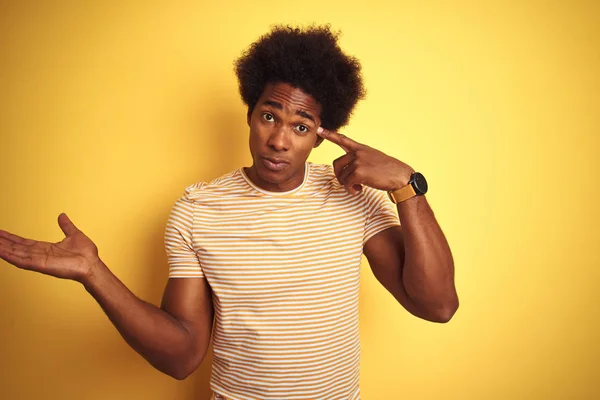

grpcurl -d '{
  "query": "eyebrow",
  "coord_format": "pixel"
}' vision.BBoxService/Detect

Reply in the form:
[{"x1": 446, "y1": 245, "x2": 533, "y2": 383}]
[{"x1": 262, "y1": 100, "x2": 316, "y2": 123}]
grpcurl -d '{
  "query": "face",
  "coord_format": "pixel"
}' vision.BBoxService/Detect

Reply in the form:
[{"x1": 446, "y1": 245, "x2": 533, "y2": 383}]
[{"x1": 245, "y1": 82, "x2": 324, "y2": 192}]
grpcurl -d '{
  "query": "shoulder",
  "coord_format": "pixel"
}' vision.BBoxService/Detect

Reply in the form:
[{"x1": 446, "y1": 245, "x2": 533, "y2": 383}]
[
  {"x1": 307, "y1": 162, "x2": 335, "y2": 178},
  {"x1": 306, "y1": 162, "x2": 340, "y2": 190},
  {"x1": 178, "y1": 169, "x2": 245, "y2": 203},
  {"x1": 307, "y1": 162, "x2": 388, "y2": 202}
]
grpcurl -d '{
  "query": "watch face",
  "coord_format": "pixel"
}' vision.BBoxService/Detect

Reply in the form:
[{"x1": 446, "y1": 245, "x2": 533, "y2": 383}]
[{"x1": 413, "y1": 173, "x2": 428, "y2": 194}]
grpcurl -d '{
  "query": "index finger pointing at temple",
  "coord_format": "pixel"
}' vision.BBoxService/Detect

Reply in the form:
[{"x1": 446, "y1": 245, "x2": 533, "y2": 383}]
[{"x1": 317, "y1": 127, "x2": 362, "y2": 153}]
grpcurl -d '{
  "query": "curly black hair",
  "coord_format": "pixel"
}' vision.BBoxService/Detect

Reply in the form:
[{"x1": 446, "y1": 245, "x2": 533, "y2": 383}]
[{"x1": 234, "y1": 24, "x2": 366, "y2": 131}]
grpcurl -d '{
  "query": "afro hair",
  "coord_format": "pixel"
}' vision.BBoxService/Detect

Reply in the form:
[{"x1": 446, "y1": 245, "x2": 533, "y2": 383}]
[{"x1": 234, "y1": 24, "x2": 366, "y2": 131}]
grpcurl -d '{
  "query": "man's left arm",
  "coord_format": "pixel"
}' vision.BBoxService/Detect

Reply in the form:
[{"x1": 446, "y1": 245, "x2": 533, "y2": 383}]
[
  {"x1": 317, "y1": 127, "x2": 459, "y2": 323},
  {"x1": 364, "y1": 196, "x2": 458, "y2": 323}
]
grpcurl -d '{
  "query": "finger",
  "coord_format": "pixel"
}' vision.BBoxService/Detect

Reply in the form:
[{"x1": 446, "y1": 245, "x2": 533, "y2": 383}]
[
  {"x1": 0, "y1": 238, "x2": 36, "y2": 258},
  {"x1": 317, "y1": 127, "x2": 363, "y2": 153},
  {"x1": 350, "y1": 184, "x2": 363, "y2": 194},
  {"x1": 58, "y1": 213, "x2": 79, "y2": 236},
  {"x1": 332, "y1": 152, "x2": 356, "y2": 178},
  {"x1": 0, "y1": 240, "x2": 41, "y2": 270},
  {"x1": 344, "y1": 168, "x2": 363, "y2": 194},
  {"x1": 346, "y1": 180, "x2": 364, "y2": 195},
  {"x1": 336, "y1": 164, "x2": 362, "y2": 195},
  {"x1": 345, "y1": 179, "x2": 363, "y2": 195},
  {"x1": 338, "y1": 163, "x2": 357, "y2": 187},
  {"x1": 0, "y1": 229, "x2": 36, "y2": 246},
  {"x1": 0, "y1": 247, "x2": 32, "y2": 269}
]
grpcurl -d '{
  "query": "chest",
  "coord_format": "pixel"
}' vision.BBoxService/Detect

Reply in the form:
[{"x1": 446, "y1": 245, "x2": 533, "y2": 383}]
[{"x1": 192, "y1": 194, "x2": 366, "y2": 295}]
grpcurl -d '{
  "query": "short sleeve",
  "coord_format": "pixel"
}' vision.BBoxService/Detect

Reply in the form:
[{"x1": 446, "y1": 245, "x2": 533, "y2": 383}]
[
  {"x1": 164, "y1": 191, "x2": 204, "y2": 278},
  {"x1": 363, "y1": 186, "x2": 401, "y2": 246}
]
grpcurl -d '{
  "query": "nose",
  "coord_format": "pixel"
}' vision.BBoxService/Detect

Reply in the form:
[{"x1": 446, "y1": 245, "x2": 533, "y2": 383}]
[{"x1": 267, "y1": 126, "x2": 291, "y2": 152}]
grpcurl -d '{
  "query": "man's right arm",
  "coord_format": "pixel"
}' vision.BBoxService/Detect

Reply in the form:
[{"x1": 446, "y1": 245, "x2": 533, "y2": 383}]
[
  {"x1": 84, "y1": 262, "x2": 214, "y2": 380},
  {"x1": 0, "y1": 212, "x2": 213, "y2": 379}
]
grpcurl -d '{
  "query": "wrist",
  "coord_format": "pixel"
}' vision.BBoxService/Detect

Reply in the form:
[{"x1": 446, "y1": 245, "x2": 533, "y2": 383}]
[
  {"x1": 396, "y1": 194, "x2": 431, "y2": 222},
  {"x1": 390, "y1": 169, "x2": 415, "y2": 191},
  {"x1": 81, "y1": 257, "x2": 108, "y2": 291}
]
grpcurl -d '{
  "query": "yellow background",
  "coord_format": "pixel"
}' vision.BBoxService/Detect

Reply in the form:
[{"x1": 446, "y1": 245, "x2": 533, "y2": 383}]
[{"x1": 1, "y1": 1, "x2": 598, "y2": 399}]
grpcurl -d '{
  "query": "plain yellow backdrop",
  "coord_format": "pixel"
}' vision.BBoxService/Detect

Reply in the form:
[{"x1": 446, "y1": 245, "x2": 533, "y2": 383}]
[{"x1": 0, "y1": 1, "x2": 598, "y2": 399}]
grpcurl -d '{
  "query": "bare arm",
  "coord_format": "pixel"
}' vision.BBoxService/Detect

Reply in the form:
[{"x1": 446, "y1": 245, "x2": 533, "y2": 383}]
[
  {"x1": 0, "y1": 213, "x2": 213, "y2": 379},
  {"x1": 316, "y1": 128, "x2": 458, "y2": 323},
  {"x1": 364, "y1": 195, "x2": 458, "y2": 323},
  {"x1": 84, "y1": 265, "x2": 214, "y2": 379}
]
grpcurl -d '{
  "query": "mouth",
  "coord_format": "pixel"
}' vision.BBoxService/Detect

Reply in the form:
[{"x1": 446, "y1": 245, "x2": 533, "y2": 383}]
[{"x1": 262, "y1": 157, "x2": 289, "y2": 172}]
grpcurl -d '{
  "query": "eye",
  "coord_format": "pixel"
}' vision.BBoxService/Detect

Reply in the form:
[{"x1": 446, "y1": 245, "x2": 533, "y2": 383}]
[
  {"x1": 262, "y1": 113, "x2": 275, "y2": 122},
  {"x1": 296, "y1": 125, "x2": 310, "y2": 134}
]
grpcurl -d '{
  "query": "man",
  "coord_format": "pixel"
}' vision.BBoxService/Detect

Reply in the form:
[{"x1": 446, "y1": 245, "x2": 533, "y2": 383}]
[{"x1": 0, "y1": 25, "x2": 458, "y2": 399}]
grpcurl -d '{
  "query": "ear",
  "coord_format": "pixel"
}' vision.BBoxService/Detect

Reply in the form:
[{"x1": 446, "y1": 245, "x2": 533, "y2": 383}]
[
  {"x1": 246, "y1": 107, "x2": 253, "y2": 126},
  {"x1": 313, "y1": 135, "x2": 325, "y2": 148}
]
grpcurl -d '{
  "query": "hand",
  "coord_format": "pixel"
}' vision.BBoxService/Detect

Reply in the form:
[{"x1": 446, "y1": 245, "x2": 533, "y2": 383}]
[
  {"x1": 317, "y1": 127, "x2": 415, "y2": 194},
  {"x1": 0, "y1": 213, "x2": 101, "y2": 283}
]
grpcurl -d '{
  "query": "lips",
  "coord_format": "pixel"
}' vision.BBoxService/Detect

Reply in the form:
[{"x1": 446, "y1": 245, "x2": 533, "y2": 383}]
[{"x1": 262, "y1": 157, "x2": 289, "y2": 172}]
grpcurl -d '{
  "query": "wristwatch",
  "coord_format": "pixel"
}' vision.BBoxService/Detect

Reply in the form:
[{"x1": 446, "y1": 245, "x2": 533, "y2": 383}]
[{"x1": 387, "y1": 172, "x2": 428, "y2": 204}]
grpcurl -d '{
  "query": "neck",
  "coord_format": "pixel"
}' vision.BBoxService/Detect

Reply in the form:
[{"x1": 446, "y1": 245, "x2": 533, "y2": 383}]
[{"x1": 244, "y1": 163, "x2": 306, "y2": 193}]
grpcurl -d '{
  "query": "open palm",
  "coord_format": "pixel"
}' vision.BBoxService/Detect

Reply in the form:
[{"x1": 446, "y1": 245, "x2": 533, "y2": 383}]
[{"x1": 0, "y1": 213, "x2": 100, "y2": 282}]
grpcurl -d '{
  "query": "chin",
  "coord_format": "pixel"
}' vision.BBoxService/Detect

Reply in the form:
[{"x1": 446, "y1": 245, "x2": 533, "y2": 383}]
[{"x1": 257, "y1": 164, "x2": 289, "y2": 184}]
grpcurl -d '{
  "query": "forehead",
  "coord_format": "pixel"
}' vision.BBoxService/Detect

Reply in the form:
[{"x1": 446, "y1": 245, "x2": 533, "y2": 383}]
[{"x1": 258, "y1": 82, "x2": 321, "y2": 116}]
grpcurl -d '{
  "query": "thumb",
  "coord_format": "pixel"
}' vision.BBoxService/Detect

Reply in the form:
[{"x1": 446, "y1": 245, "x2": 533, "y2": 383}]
[{"x1": 58, "y1": 213, "x2": 79, "y2": 236}]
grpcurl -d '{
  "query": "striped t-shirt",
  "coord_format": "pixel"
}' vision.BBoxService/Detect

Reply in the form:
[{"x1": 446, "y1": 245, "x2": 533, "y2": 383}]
[{"x1": 164, "y1": 162, "x2": 400, "y2": 399}]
